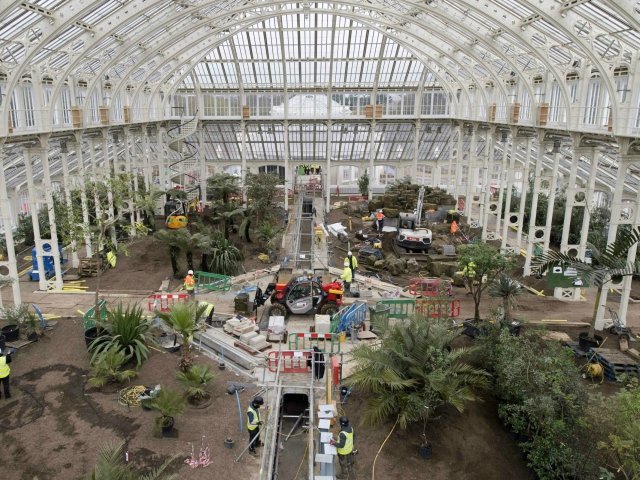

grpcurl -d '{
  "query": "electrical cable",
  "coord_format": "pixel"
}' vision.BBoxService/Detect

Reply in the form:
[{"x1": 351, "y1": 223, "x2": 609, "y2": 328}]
[
  {"x1": 371, "y1": 416, "x2": 399, "y2": 480},
  {"x1": 292, "y1": 432, "x2": 310, "y2": 480},
  {"x1": 118, "y1": 385, "x2": 147, "y2": 407}
]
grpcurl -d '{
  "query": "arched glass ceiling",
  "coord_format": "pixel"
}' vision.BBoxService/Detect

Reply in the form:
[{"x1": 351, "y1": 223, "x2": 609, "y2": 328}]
[
  {"x1": 1, "y1": 0, "x2": 638, "y2": 98},
  {"x1": 185, "y1": 15, "x2": 425, "y2": 90}
]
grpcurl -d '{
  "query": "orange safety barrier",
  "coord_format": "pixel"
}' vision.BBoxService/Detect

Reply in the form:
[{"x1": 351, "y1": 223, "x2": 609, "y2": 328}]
[
  {"x1": 415, "y1": 298, "x2": 461, "y2": 318},
  {"x1": 267, "y1": 350, "x2": 312, "y2": 373},
  {"x1": 147, "y1": 293, "x2": 190, "y2": 312},
  {"x1": 331, "y1": 355, "x2": 341, "y2": 386}
]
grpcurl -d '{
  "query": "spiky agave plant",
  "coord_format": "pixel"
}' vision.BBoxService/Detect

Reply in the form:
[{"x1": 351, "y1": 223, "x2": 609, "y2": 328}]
[{"x1": 207, "y1": 230, "x2": 243, "y2": 276}]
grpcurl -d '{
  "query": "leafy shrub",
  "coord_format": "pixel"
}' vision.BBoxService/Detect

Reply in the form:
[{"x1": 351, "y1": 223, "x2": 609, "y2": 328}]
[{"x1": 492, "y1": 329, "x2": 599, "y2": 479}]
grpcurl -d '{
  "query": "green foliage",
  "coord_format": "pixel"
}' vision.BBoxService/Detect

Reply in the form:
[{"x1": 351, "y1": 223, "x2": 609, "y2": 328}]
[
  {"x1": 156, "y1": 301, "x2": 207, "y2": 371},
  {"x1": 245, "y1": 172, "x2": 281, "y2": 221},
  {"x1": 588, "y1": 379, "x2": 640, "y2": 479},
  {"x1": 357, "y1": 171, "x2": 369, "y2": 197},
  {"x1": 204, "y1": 229, "x2": 244, "y2": 276},
  {"x1": 257, "y1": 221, "x2": 279, "y2": 251},
  {"x1": 176, "y1": 364, "x2": 215, "y2": 401},
  {"x1": 457, "y1": 242, "x2": 516, "y2": 321},
  {"x1": 488, "y1": 274, "x2": 522, "y2": 322},
  {"x1": 148, "y1": 387, "x2": 186, "y2": 426},
  {"x1": 491, "y1": 329, "x2": 597, "y2": 479},
  {"x1": 89, "y1": 303, "x2": 153, "y2": 367},
  {"x1": 87, "y1": 439, "x2": 177, "y2": 480},
  {"x1": 88, "y1": 346, "x2": 138, "y2": 388},
  {"x1": 154, "y1": 229, "x2": 186, "y2": 275},
  {"x1": 533, "y1": 226, "x2": 640, "y2": 337},
  {"x1": 347, "y1": 316, "x2": 489, "y2": 433},
  {"x1": 207, "y1": 173, "x2": 240, "y2": 205}
]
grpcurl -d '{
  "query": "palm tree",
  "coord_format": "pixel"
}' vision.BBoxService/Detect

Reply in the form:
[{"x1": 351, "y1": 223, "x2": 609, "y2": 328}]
[
  {"x1": 488, "y1": 274, "x2": 522, "y2": 323},
  {"x1": 532, "y1": 226, "x2": 640, "y2": 338},
  {"x1": 207, "y1": 173, "x2": 240, "y2": 205},
  {"x1": 153, "y1": 229, "x2": 183, "y2": 276},
  {"x1": 87, "y1": 439, "x2": 177, "y2": 479},
  {"x1": 177, "y1": 363, "x2": 215, "y2": 403},
  {"x1": 347, "y1": 316, "x2": 489, "y2": 439},
  {"x1": 156, "y1": 301, "x2": 207, "y2": 371}
]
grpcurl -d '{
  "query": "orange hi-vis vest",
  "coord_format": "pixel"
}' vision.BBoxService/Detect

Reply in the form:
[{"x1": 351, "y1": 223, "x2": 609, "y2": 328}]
[
  {"x1": 184, "y1": 274, "x2": 196, "y2": 291},
  {"x1": 377, "y1": 211, "x2": 384, "y2": 220}
]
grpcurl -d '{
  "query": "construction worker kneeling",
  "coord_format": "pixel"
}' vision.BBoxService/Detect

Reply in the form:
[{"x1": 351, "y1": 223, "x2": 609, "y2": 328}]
[{"x1": 199, "y1": 301, "x2": 215, "y2": 325}]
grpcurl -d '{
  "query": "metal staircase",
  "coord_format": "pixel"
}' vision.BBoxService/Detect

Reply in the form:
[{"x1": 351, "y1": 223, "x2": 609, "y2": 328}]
[{"x1": 166, "y1": 113, "x2": 201, "y2": 213}]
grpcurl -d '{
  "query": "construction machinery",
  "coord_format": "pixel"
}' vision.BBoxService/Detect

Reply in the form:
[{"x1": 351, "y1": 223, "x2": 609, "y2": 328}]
[
  {"x1": 256, "y1": 275, "x2": 344, "y2": 318},
  {"x1": 164, "y1": 195, "x2": 200, "y2": 229},
  {"x1": 395, "y1": 185, "x2": 433, "y2": 252}
]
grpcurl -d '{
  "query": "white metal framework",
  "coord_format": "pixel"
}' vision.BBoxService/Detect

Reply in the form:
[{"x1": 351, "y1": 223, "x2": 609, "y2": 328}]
[{"x1": 2, "y1": 1, "x2": 640, "y2": 328}]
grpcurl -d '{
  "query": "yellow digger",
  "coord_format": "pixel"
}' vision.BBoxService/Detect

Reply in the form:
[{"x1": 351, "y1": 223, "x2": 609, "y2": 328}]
[{"x1": 165, "y1": 197, "x2": 200, "y2": 229}]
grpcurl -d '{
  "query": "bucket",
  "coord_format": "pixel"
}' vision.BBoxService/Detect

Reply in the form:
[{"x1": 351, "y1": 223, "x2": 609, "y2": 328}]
[{"x1": 338, "y1": 332, "x2": 346, "y2": 343}]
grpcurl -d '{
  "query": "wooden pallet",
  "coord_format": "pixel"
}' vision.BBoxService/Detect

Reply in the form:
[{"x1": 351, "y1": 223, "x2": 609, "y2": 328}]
[{"x1": 78, "y1": 257, "x2": 105, "y2": 277}]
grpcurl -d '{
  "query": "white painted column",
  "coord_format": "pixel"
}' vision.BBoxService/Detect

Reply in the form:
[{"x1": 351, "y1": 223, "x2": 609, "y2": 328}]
[
  {"x1": 595, "y1": 154, "x2": 631, "y2": 330},
  {"x1": 523, "y1": 138, "x2": 548, "y2": 276},
  {"x1": 102, "y1": 134, "x2": 117, "y2": 247},
  {"x1": 23, "y1": 148, "x2": 48, "y2": 291},
  {"x1": 500, "y1": 132, "x2": 520, "y2": 251},
  {"x1": 59, "y1": 142, "x2": 80, "y2": 267},
  {"x1": 412, "y1": 120, "x2": 421, "y2": 180},
  {"x1": 515, "y1": 138, "x2": 532, "y2": 252},
  {"x1": 38, "y1": 143, "x2": 64, "y2": 290},
  {"x1": 325, "y1": 121, "x2": 332, "y2": 212},
  {"x1": 197, "y1": 126, "x2": 207, "y2": 201},
  {"x1": 241, "y1": 121, "x2": 248, "y2": 204},
  {"x1": 72, "y1": 139, "x2": 93, "y2": 257},
  {"x1": 0, "y1": 145, "x2": 23, "y2": 305},
  {"x1": 284, "y1": 121, "x2": 290, "y2": 211},
  {"x1": 368, "y1": 120, "x2": 376, "y2": 200},
  {"x1": 494, "y1": 130, "x2": 514, "y2": 240},
  {"x1": 480, "y1": 127, "x2": 496, "y2": 240},
  {"x1": 543, "y1": 151, "x2": 561, "y2": 253}
]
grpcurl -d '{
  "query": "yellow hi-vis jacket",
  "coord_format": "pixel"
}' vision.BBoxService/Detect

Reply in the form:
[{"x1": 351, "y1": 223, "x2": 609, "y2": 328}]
[
  {"x1": 247, "y1": 405, "x2": 260, "y2": 431},
  {"x1": 345, "y1": 255, "x2": 358, "y2": 270},
  {"x1": 340, "y1": 266, "x2": 352, "y2": 283},
  {"x1": 184, "y1": 274, "x2": 196, "y2": 291},
  {"x1": 336, "y1": 428, "x2": 354, "y2": 455},
  {"x1": 0, "y1": 355, "x2": 10, "y2": 378},
  {"x1": 201, "y1": 302, "x2": 215, "y2": 317},
  {"x1": 106, "y1": 251, "x2": 117, "y2": 268}
]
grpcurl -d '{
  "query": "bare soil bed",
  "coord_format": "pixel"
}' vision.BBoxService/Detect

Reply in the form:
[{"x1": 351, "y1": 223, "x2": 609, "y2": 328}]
[
  {"x1": 6, "y1": 209, "x2": 635, "y2": 479},
  {"x1": 2, "y1": 317, "x2": 260, "y2": 479}
]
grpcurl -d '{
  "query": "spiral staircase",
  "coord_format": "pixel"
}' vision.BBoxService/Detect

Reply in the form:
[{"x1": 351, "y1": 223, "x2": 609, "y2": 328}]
[{"x1": 165, "y1": 113, "x2": 201, "y2": 216}]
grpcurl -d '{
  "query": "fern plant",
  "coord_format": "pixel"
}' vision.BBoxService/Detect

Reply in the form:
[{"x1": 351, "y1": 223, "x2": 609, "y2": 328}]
[{"x1": 87, "y1": 439, "x2": 177, "y2": 480}]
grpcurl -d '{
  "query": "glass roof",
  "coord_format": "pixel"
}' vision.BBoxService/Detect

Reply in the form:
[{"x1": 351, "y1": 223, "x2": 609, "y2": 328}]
[{"x1": 2, "y1": 0, "x2": 640, "y2": 200}]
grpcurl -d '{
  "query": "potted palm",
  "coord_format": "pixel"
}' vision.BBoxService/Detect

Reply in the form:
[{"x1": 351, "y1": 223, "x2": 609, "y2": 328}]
[
  {"x1": 147, "y1": 387, "x2": 186, "y2": 437},
  {"x1": 176, "y1": 363, "x2": 215, "y2": 407},
  {"x1": 532, "y1": 227, "x2": 640, "y2": 350},
  {"x1": 156, "y1": 301, "x2": 207, "y2": 372},
  {"x1": 0, "y1": 304, "x2": 30, "y2": 342}
]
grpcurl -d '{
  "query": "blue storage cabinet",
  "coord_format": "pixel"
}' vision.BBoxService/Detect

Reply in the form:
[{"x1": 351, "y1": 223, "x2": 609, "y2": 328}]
[{"x1": 29, "y1": 243, "x2": 66, "y2": 281}]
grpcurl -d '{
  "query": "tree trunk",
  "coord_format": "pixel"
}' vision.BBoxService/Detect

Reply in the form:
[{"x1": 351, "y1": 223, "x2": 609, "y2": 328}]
[
  {"x1": 186, "y1": 250, "x2": 194, "y2": 272},
  {"x1": 169, "y1": 246, "x2": 180, "y2": 275},
  {"x1": 589, "y1": 286, "x2": 603, "y2": 338},
  {"x1": 200, "y1": 254, "x2": 208, "y2": 272},
  {"x1": 503, "y1": 297, "x2": 510, "y2": 322},
  {"x1": 474, "y1": 291, "x2": 481, "y2": 321}
]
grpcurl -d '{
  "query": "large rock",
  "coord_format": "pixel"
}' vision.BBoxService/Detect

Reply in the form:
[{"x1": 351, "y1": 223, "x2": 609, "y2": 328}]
[
  {"x1": 430, "y1": 260, "x2": 460, "y2": 278},
  {"x1": 387, "y1": 256, "x2": 407, "y2": 276}
]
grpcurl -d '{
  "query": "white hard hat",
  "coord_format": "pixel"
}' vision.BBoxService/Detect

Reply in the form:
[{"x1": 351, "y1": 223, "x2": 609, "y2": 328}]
[
  {"x1": 347, "y1": 251, "x2": 352, "y2": 256},
  {"x1": 188, "y1": 270, "x2": 194, "y2": 275}
]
